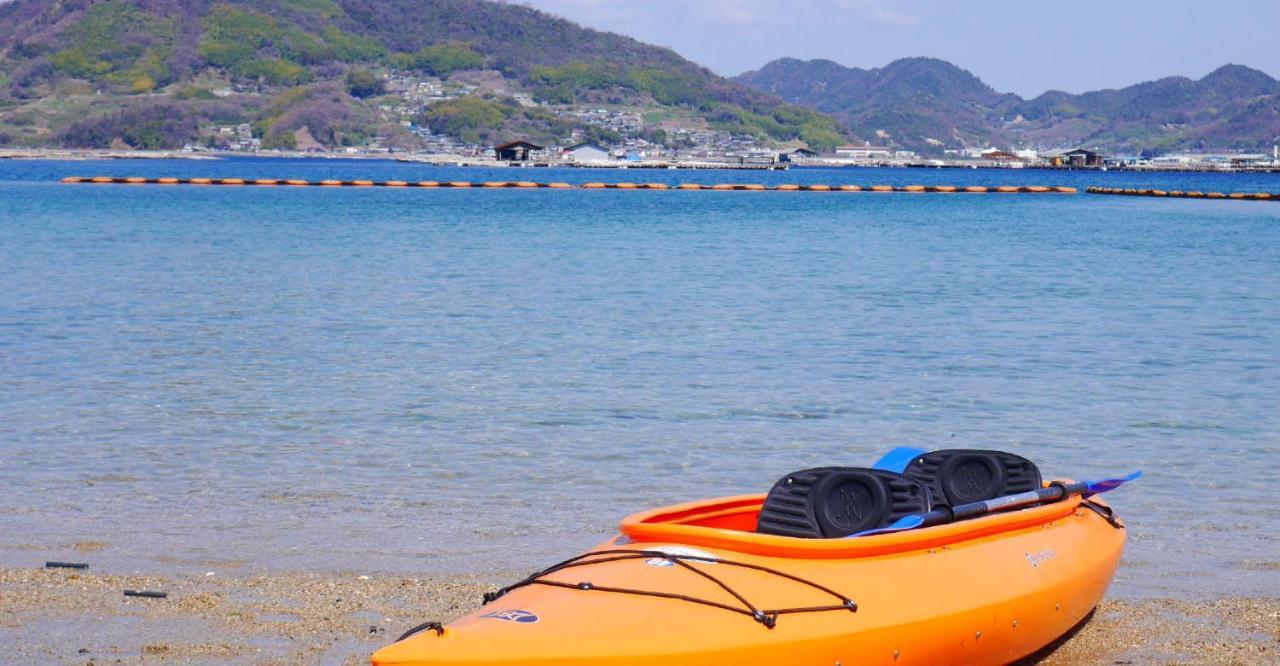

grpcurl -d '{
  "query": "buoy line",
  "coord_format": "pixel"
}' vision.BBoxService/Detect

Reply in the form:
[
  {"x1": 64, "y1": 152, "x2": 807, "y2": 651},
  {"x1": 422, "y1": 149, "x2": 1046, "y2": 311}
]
[
  {"x1": 1086, "y1": 186, "x2": 1274, "y2": 201},
  {"x1": 60, "y1": 177, "x2": 1080, "y2": 194}
]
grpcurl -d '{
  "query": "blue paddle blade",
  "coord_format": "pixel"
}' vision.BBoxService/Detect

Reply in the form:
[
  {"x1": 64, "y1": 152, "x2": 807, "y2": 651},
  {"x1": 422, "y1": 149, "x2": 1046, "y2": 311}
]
[
  {"x1": 1083, "y1": 471, "x2": 1142, "y2": 497},
  {"x1": 872, "y1": 447, "x2": 927, "y2": 473},
  {"x1": 850, "y1": 514, "x2": 924, "y2": 537}
]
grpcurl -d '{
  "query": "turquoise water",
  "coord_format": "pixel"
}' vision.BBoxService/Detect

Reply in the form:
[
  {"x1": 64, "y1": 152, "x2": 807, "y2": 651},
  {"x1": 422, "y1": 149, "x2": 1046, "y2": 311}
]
[{"x1": 2, "y1": 159, "x2": 1277, "y2": 597}]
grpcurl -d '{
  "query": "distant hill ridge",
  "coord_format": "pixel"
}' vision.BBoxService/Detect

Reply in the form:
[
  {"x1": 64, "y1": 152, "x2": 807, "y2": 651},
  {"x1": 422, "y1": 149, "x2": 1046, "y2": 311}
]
[
  {"x1": 736, "y1": 57, "x2": 1280, "y2": 154},
  {"x1": 0, "y1": 0, "x2": 847, "y2": 150}
]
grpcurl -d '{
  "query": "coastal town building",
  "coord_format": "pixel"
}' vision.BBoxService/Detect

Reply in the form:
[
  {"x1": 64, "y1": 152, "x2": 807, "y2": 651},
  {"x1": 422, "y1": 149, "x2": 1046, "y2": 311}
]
[
  {"x1": 1042, "y1": 148, "x2": 1104, "y2": 168},
  {"x1": 835, "y1": 145, "x2": 893, "y2": 159},
  {"x1": 494, "y1": 140, "x2": 544, "y2": 161},
  {"x1": 560, "y1": 142, "x2": 611, "y2": 162},
  {"x1": 980, "y1": 149, "x2": 1021, "y2": 161},
  {"x1": 779, "y1": 148, "x2": 818, "y2": 163},
  {"x1": 738, "y1": 149, "x2": 777, "y2": 165}
]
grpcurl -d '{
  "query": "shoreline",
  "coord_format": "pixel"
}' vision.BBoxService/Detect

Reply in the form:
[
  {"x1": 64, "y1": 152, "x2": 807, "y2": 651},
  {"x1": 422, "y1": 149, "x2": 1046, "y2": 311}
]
[
  {"x1": 4, "y1": 149, "x2": 1280, "y2": 173},
  {"x1": 2, "y1": 566, "x2": 1275, "y2": 665}
]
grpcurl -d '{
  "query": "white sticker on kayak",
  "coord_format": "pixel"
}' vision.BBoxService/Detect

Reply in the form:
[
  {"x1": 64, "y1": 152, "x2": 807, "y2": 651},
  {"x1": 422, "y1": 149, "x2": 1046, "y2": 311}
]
[
  {"x1": 1025, "y1": 549, "x2": 1056, "y2": 568},
  {"x1": 644, "y1": 545, "x2": 719, "y2": 566}
]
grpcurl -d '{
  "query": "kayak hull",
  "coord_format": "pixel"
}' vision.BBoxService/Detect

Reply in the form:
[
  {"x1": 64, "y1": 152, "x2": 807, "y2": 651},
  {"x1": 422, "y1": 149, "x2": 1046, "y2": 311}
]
[{"x1": 373, "y1": 493, "x2": 1124, "y2": 666}]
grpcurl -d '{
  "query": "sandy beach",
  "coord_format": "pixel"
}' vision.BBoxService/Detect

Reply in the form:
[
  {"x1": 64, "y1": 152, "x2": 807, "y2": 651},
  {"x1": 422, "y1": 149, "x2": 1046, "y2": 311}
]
[{"x1": 1, "y1": 563, "x2": 1274, "y2": 665}]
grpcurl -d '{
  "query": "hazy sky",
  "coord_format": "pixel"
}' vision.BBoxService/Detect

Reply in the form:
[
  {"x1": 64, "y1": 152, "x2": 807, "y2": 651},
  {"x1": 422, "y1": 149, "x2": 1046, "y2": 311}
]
[{"x1": 515, "y1": 0, "x2": 1280, "y2": 97}]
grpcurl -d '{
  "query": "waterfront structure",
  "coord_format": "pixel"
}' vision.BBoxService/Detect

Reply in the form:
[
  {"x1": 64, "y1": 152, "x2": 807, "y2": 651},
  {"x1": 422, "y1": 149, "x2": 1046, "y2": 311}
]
[
  {"x1": 739, "y1": 149, "x2": 777, "y2": 165},
  {"x1": 980, "y1": 149, "x2": 1021, "y2": 161},
  {"x1": 1042, "y1": 148, "x2": 1104, "y2": 168},
  {"x1": 560, "y1": 142, "x2": 611, "y2": 162},
  {"x1": 835, "y1": 145, "x2": 893, "y2": 159},
  {"x1": 494, "y1": 140, "x2": 544, "y2": 161},
  {"x1": 779, "y1": 147, "x2": 818, "y2": 163}
]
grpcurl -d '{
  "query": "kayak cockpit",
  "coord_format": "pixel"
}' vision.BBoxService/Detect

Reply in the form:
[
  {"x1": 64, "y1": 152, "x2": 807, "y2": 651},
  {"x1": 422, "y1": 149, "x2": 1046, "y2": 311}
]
[
  {"x1": 617, "y1": 449, "x2": 1098, "y2": 559},
  {"x1": 618, "y1": 492, "x2": 1089, "y2": 559}
]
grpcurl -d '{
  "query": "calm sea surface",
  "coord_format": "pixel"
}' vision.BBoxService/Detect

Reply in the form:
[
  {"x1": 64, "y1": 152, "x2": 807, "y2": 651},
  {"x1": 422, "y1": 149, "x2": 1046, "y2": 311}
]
[{"x1": 1, "y1": 158, "x2": 1277, "y2": 597}]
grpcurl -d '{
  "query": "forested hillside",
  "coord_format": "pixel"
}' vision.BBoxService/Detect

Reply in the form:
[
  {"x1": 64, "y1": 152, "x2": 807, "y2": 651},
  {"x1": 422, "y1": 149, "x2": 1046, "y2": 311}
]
[{"x1": 0, "y1": 0, "x2": 847, "y2": 150}]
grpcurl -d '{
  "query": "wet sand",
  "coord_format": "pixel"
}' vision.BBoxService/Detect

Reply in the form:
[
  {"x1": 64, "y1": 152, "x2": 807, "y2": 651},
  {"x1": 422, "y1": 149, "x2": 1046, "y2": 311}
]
[{"x1": 1, "y1": 566, "x2": 1275, "y2": 665}]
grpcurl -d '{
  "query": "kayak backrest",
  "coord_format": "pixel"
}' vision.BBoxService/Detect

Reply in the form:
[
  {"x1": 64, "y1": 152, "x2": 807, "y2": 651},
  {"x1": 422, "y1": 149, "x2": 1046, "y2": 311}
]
[
  {"x1": 756, "y1": 468, "x2": 933, "y2": 538},
  {"x1": 902, "y1": 449, "x2": 1042, "y2": 507}
]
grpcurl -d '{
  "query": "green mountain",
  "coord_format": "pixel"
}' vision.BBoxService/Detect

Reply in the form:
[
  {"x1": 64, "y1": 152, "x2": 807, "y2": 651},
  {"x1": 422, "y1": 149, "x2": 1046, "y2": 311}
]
[
  {"x1": 0, "y1": 0, "x2": 848, "y2": 150},
  {"x1": 736, "y1": 58, "x2": 1280, "y2": 155}
]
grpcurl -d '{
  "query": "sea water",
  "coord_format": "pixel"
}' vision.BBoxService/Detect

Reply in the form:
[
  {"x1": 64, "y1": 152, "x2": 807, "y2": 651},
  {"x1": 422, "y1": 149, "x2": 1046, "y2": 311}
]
[{"x1": 1, "y1": 159, "x2": 1277, "y2": 598}]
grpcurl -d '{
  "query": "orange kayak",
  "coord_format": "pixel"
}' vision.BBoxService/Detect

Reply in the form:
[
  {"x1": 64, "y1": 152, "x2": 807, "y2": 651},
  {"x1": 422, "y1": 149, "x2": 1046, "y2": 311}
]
[{"x1": 373, "y1": 489, "x2": 1125, "y2": 665}]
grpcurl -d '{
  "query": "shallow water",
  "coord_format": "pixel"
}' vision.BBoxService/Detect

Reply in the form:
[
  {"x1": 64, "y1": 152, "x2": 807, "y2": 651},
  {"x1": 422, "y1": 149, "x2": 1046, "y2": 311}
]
[{"x1": 1, "y1": 158, "x2": 1277, "y2": 598}]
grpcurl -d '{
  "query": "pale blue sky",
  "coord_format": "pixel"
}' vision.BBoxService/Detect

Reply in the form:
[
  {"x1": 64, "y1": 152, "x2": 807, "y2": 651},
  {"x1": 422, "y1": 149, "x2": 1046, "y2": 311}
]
[{"x1": 515, "y1": 0, "x2": 1280, "y2": 97}]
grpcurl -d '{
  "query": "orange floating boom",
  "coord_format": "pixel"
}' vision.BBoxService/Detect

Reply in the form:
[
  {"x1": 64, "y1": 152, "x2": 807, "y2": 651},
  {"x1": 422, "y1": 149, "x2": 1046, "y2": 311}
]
[{"x1": 60, "y1": 179, "x2": 1088, "y2": 195}]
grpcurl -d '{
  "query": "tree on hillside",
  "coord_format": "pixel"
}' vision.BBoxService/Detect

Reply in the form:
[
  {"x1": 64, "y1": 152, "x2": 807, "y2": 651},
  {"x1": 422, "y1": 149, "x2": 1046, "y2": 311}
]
[{"x1": 345, "y1": 68, "x2": 385, "y2": 98}]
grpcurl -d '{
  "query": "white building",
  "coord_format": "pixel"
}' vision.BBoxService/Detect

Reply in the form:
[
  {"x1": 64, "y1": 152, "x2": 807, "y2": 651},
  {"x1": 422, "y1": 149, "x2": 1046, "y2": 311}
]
[
  {"x1": 835, "y1": 145, "x2": 893, "y2": 159},
  {"x1": 560, "y1": 142, "x2": 611, "y2": 162}
]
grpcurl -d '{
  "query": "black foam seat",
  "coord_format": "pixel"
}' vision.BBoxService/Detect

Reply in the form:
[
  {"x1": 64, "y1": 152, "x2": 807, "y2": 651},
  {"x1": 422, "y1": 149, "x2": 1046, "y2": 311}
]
[
  {"x1": 756, "y1": 467, "x2": 933, "y2": 538},
  {"x1": 902, "y1": 449, "x2": 1042, "y2": 507}
]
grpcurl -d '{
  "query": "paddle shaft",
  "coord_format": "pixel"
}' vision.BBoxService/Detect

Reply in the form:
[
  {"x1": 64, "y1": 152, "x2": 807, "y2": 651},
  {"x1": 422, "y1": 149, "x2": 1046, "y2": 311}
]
[{"x1": 914, "y1": 481, "x2": 1089, "y2": 529}]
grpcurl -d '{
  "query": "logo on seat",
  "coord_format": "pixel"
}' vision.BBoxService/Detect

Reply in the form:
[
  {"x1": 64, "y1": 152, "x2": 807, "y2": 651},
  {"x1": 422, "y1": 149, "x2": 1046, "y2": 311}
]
[
  {"x1": 835, "y1": 484, "x2": 868, "y2": 523},
  {"x1": 481, "y1": 609, "x2": 539, "y2": 623},
  {"x1": 954, "y1": 461, "x2": 993, "y2": 498}
]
